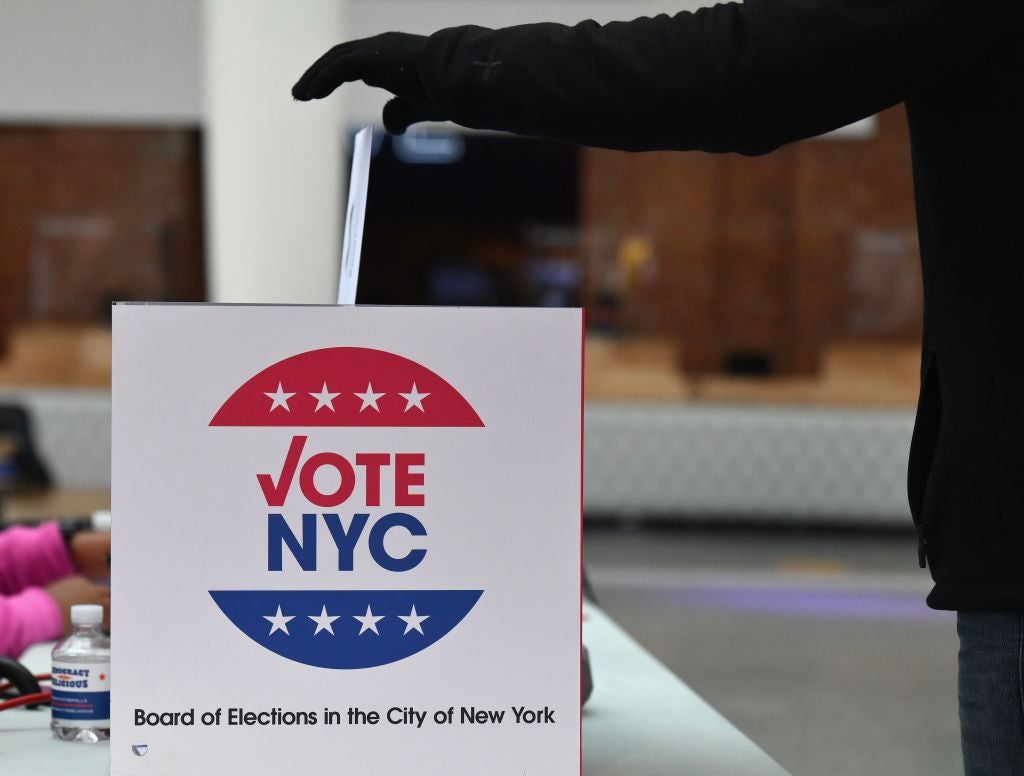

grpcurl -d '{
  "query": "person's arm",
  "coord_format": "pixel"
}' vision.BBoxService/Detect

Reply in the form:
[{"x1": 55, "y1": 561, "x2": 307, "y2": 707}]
[
  {"x1": 0, "y1": 587, "x2": 63, "y2": 658},
  {"x1": 0, "y1": 575, "x2": 111, "y2": 658},
  {"x1": 0, "y1": 523, "x2": 110, "y2": 654},
  {"x1": 0, "y1": 523, "x2": 75, "y2": 594},
  {"x1": 294, "y1": 0, "x2": 1016, "y2": 154}
]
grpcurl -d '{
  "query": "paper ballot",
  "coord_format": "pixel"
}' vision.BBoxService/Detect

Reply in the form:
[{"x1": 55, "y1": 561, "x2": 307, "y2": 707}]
[{"x1": 338, "y1": 126, "x2": 373, "y2": 305}]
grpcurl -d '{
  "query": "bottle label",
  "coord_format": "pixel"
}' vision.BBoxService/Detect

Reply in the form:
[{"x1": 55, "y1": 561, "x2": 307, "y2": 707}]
[{"x1": 51, "y1": 662, "x2": 111, "y2": 726}]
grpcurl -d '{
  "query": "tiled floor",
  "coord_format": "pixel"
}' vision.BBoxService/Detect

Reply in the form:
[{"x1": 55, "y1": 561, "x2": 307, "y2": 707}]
[{"x1": 584, "y1": 526, "x2": 961, "y2": 776}]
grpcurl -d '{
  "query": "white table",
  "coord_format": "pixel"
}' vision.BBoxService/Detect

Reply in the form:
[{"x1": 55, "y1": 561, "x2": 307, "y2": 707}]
[{"x1": 1, "y1": 605, "x2": 790, "y2": 776}]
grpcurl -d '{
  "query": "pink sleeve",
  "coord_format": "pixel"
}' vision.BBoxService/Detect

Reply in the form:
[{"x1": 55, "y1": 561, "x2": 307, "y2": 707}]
[
  {"x1": 0, "y1": 523, "x2": 77, "y2": 595},
  {"x1": 0, "y1": 586, "x2": 63, "y2": 658}
]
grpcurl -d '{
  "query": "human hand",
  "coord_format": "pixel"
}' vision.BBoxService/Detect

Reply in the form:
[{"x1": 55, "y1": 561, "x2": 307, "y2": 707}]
[
  {"x1": 46, "y1": 576, "x2": 110, "y2": 635},
  {"x1": 69, "y1": 530, "x2": 110, "y2": 581},
  {"x1": 292, "y1": 32, "x2": 445, "y2": 134}
]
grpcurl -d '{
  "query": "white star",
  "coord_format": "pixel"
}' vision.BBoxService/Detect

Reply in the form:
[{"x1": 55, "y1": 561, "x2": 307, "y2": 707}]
[
  {"x1": 354, "y1": 382, "x2": 385, "y2": 412},
  {"x1": 263, "y1": 605, "x2": 294, "y2": 635},
  {"x1": 353, "y1": 605, "x2": 385, "y2": 636},
  {"x1": 399, "y1": 382, "x2": 430, "y2": 413},
  {"x1": 398, "y1": 605, "x2": 429, "y2": 635},
  {"x1": 309, "y1": 382, "x2": 341, "y2": 413},
  {"x1": 309, "y1": 604, "x2": 340, "y2": 636},
  {"x1": 264, "y1": 383, "x2": 295, "y2": 413}
]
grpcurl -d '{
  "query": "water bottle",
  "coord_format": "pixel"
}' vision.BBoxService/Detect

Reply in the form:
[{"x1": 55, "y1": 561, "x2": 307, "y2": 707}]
[{"x1": 51, "y1": 603, "x2": 110, "y2": 742}]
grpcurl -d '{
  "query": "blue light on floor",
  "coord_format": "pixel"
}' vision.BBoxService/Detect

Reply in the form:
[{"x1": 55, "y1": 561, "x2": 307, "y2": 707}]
[{"x1": 660, "y1": 586, "x2": 953, "y2": 622}]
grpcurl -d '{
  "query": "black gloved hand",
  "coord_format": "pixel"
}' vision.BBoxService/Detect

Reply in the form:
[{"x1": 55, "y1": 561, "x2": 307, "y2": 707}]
[{"x1": 292, "y1": 32, "x2": 445, "y2": 134}]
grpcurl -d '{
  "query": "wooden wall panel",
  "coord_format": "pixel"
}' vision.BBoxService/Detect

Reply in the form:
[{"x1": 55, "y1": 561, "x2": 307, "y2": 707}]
[
  {"x1": 0, "y1": 127, "x2": 205, "y2": 338},
  {"x1": 580, "y1": 107, "x2": 919, "y2": 377}
]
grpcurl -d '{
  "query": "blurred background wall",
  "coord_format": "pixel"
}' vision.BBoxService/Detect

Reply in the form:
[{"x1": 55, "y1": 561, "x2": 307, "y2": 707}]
[{"x1": 0, "y1": 0, "x2": 921, "y2": 521}]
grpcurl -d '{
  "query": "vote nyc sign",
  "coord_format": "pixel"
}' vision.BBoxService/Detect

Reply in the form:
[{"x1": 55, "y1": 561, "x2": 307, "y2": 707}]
[{"x1": 112, "y1": 305, "x2": 582, "y2": 776}]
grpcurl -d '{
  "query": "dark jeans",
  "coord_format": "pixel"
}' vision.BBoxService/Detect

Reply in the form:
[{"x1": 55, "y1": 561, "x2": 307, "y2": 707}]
[{"x1": 958, "y1": 612, "x2": 1024, "y2": 776}]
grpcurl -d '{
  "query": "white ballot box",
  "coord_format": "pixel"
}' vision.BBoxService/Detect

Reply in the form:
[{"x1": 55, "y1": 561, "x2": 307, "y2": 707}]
[{"x1": 111, "y1": 304, "x2": 583, "y2": 776}]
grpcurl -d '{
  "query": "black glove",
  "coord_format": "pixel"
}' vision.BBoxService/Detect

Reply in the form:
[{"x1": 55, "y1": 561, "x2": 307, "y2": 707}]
[{"x1": 292, "y1": 32, "x2": 446, "y2": 135}]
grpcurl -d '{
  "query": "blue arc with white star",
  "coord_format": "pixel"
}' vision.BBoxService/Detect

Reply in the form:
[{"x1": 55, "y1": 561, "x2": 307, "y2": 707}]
[{"x1": 209, "y1": 590, "x2": 484, "y2": 669}]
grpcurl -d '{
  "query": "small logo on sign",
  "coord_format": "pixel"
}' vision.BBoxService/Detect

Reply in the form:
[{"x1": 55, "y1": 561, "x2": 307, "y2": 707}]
[
  {"x1": 208, "y1": 347, "x2": 485, "y2": 670},
  {"x1": 132, "y1": 743, "x2": 149, "y2": 757}
]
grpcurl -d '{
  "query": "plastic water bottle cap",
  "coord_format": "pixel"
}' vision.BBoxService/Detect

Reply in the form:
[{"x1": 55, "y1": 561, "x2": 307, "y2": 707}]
[
  {"x1": 71, "y1": 604, "x2": 104, "y2": 625},
  {"x1": 90, "y1": 510, "x2": 112, "y2": 531}
]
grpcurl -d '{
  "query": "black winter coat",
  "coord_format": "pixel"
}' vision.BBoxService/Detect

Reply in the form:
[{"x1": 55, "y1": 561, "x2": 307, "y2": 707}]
[{"x1": 414, "y1": 0, "x2": 1024, "y2": 611}]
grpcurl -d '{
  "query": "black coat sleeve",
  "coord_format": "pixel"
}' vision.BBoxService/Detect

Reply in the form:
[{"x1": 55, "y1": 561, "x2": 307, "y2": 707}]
[{"x1": 416, "y1": 0, "x2": 1014, "y2": 154}]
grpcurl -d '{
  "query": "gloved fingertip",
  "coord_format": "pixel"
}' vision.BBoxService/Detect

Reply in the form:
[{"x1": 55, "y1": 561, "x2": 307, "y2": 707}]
[
  {"x1": 291, "y1": 70, "x2": 317, "y2": 101},
  {"x1": 306, "y1": 76, "x2": 343, "y2": 101},
  {"x1": 383, "y1": 120, "x2": 411, "y2": 135},
  {"x1": 382, "y1": 97, "x2": 413, "y2": 135}
]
